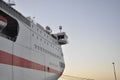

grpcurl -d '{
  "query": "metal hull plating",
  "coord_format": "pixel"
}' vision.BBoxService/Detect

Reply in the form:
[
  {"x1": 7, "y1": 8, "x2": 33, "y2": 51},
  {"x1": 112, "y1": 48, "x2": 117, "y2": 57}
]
[{"x1": 0, "y1": 0, "x2": 66, "y2": 80}]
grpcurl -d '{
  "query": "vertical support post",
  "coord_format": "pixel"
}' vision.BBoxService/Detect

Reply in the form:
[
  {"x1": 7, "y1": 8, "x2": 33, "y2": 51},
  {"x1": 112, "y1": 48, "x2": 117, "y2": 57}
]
[{"x1": 112, "y1": 62, "x2": 117, "y2": 80}]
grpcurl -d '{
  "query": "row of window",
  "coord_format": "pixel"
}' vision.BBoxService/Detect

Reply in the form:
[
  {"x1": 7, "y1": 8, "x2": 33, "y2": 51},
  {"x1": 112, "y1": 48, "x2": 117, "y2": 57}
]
[
  {"x1": 34, "y1": 44, "x2": 61, "y2": 59},
  {"x1": 31, "y1": 24, "x2": 58, "y2": 44},
  {"x1": 32, "y1": 33, "x2": 60, "y2": 51}
]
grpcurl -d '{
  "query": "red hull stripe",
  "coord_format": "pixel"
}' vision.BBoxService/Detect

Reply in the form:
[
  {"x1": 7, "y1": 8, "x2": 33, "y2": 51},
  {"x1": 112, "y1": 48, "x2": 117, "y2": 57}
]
[{"x1": 0, "y1": 50, "x2": 61, "y2": 75}]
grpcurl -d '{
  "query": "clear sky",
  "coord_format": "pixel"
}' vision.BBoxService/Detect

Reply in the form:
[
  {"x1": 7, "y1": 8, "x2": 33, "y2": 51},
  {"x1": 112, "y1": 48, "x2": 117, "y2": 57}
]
[{"x1": 4, "y1": 0, "x2": 120, "y2": 80}]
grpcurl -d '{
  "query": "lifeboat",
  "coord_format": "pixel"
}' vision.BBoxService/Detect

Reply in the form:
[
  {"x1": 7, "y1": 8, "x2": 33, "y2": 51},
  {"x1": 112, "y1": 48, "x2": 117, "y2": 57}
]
[{"x1": 0, "y1": 15, "x2": 7, "y2": 30}]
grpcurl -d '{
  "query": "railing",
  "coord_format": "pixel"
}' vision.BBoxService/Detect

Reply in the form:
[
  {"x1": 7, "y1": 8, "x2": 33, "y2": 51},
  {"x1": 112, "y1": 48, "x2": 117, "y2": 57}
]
[
  {"x1": 0, "y1": 0, "x2": 30, "y2": 26},
  {"x1": 59, "y1": 75, "x2": 94, "y2": 80}
]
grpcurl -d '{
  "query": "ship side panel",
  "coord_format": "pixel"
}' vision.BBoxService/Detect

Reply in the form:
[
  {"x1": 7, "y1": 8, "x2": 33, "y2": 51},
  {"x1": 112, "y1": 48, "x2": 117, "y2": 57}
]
[
  {"x1": 13, "y1": 21, "x2": 45, "y2": 80},
  {"x1": 30, "y1": 22, "x2": 63, "y2": 80},
  {"x1": 0, "y1": 0, "x2": 65, "y2": 80},
  {"x1": 45, "y1": 54, "x2": 61, "y2": 80},
  {"x1": 0, "y1": 37, "x2": 13, "y2": 80}
]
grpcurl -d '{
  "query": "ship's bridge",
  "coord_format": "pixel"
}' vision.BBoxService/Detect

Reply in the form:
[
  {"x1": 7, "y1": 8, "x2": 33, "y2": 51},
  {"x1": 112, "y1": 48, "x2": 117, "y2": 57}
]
[{"x1": 54, "y1": 32, "x2": 68, "y2": 45}]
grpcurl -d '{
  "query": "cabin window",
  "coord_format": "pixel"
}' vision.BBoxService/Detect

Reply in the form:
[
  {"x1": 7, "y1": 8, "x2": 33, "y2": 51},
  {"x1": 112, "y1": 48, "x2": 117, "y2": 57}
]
[
  {"x1": 58, "y1": 35, "x2": 64, "y2": 40},
  {"x1": 0, "y1": 10, "x2": 19, "y2": 42}
]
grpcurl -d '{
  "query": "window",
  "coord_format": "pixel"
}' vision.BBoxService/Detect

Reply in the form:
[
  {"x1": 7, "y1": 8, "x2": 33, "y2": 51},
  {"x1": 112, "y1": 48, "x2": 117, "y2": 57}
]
[
  {"x1": 0, "y1": 11, "x2": 19, "y2": 42},
  {"x1": 58, "y1": 35, "x2": 64, "y2": 40}
]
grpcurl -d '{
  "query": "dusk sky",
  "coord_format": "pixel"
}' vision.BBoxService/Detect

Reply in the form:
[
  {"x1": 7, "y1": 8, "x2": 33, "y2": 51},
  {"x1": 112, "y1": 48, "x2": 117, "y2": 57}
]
[{"x1": 4, "y1": 0, "x2": 120, "y2": 80}]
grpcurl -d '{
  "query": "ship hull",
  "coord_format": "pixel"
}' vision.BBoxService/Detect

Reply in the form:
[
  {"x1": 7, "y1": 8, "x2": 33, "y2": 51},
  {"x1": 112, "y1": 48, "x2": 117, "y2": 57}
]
[
  {"x1": 0, "y1": 34, "x2": 62, "y2": 80},
  {"x1": 0, "y1": 1, "x2": 65, "y2": 80}
]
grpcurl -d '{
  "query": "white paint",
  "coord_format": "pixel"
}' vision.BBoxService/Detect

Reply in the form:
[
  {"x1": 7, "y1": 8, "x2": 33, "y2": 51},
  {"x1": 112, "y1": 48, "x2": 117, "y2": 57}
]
[
  {"x1": 0, "y1": 0, "x2": 66, "y2": 80},
  {"x1": 0, "y1": 64, "x2": 12, "y2": 80}
]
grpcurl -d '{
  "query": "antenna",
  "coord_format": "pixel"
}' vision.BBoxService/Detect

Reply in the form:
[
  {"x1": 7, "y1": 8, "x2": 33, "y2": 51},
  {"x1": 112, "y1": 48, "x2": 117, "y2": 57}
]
[
  {"x1": 59, "y1": 26, "x2": 62, "y2": 32},
  {"x1": 8, "y1": 0, "x2": 16, "y2": 6}
]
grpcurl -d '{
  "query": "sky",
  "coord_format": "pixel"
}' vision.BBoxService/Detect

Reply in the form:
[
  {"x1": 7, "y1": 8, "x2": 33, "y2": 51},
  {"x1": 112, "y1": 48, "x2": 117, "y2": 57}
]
[{"x1": 4, "y1": 0, "x2": 120, "y2": 80}]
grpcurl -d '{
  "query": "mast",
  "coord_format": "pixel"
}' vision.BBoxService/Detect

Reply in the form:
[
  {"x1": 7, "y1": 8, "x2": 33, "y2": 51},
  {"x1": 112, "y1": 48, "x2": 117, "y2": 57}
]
[{"x1": 59, "y1": 26, "x2": 62, "y2": 32}]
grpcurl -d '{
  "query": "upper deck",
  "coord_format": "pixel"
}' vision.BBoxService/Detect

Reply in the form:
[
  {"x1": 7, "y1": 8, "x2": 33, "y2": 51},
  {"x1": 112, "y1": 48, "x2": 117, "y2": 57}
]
[
  {"x1": 0, "y1": 0, "x2": 30, "y2": 26},
  {"x1": 0, "y1": 0, "x2": 68, "y2": 46}
]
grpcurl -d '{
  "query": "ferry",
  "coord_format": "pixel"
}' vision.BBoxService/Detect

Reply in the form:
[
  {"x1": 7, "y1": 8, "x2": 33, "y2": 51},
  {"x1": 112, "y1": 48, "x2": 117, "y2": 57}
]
[{"x1": 0, "y1": 0, "x2": 68, "y2": 80}]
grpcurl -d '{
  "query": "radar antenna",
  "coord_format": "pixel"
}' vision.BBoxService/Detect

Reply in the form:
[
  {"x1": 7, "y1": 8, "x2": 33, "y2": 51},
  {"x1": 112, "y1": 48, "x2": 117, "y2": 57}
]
[
  {"x1": 8, "y1": 0, "x2": 16, "y2": 6},
  {"x1": 59, "y1": 26, "x2": 62, "y2": 32}
]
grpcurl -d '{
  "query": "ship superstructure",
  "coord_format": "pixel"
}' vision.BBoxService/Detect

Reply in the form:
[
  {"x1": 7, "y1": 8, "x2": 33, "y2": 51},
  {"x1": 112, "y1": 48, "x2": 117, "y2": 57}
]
[{"x1": 0, "y1": 0, "x2": 68, "y2": 80}]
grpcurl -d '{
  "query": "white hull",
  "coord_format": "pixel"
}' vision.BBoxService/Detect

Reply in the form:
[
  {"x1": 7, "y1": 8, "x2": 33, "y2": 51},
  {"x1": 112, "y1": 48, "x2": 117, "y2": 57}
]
[
  {"x1": 0, "y1": 0, "x2": 67, "y2": 80},
  {"x1": 0, "y1": 21, "x2": 63, "y2": 80}
]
